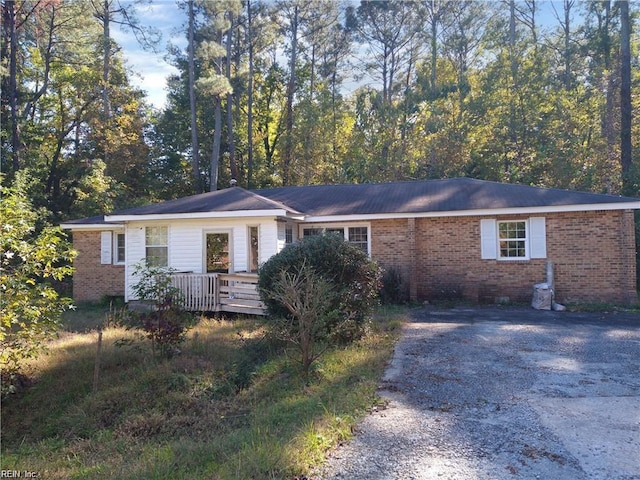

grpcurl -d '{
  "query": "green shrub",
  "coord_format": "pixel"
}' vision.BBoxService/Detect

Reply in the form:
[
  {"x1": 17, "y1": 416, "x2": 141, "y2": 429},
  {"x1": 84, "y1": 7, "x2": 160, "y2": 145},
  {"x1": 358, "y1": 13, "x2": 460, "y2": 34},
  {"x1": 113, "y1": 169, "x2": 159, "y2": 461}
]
[
  {"x1": 258, "y1": 233, "x2": 382, "y2": 343},
  {"x1": 127, "y1": 261, "x2": 196, "y2": 357},
  {"x1": 380, "y1": 267, "x2": 407, "y2": 304}
]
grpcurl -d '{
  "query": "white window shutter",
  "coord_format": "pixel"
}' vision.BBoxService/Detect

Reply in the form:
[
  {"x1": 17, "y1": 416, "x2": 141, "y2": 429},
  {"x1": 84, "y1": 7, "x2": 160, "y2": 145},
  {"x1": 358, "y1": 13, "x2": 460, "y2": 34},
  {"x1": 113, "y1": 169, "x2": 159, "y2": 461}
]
[
  {"x1": 100, "y1": 231, "x2": 113, "y2": 264},
  {"x1": 480, "y1": 219, "x2": 497, "y2": 259},
  {"x1": 529, "y1": 217, "x2": 547, "y2": 259}
]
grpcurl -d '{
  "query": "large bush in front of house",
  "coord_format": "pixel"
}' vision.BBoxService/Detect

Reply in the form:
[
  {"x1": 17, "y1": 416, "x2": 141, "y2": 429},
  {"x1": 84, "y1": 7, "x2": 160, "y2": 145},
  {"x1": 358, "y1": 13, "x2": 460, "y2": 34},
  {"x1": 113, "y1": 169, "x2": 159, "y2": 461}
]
[
  {"x1": 127, "y1": 261, "x2": 196, "y2": 357},
  {"x1": 258, "y1": 233, "x2": 382, "y2": 344}
]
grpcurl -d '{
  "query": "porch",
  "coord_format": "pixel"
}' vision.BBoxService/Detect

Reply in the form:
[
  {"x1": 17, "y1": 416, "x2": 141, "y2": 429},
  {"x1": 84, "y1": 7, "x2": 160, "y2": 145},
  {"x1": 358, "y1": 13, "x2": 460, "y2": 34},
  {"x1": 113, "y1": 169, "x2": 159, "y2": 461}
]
[{"x1": 170, "y1": 272, "x2": 266, "y2": 316}]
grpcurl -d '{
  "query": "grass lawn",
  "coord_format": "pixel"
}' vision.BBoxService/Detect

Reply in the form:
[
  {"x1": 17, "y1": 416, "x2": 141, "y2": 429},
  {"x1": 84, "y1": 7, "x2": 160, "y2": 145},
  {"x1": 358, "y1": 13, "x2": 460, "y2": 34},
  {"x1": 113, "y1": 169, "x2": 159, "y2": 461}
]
[{"x1": 1, "y1": 305, "x2": 406, "y2": 479}]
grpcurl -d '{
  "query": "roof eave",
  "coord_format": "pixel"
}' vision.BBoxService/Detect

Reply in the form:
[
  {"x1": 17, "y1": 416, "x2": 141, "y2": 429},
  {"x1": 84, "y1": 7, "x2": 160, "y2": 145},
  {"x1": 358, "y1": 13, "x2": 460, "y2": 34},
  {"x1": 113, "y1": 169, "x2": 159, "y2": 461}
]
[
  {"x1": 303, "y1": 201, "x2": 640, "y2": 222},
  {"x1": 105, "y1": 209, "x2": 301, "y2": 222},
  {"x1": 60, "y1": 222, "x2": 124, "y2": 230}
]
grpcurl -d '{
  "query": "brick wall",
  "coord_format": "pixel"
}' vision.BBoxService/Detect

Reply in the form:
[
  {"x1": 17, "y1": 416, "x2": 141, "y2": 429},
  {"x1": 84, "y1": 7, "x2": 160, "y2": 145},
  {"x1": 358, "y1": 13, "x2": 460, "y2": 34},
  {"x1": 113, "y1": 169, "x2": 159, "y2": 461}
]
[
  {"x1": 370, "y1": 218, "x2": 416, "y2": 301},
  {"x1": 72, "y1": 231, "x2": 125, "y2": 303},
  {"x1": 371, "y1": 210, "x2": 638, "y2": 305}
]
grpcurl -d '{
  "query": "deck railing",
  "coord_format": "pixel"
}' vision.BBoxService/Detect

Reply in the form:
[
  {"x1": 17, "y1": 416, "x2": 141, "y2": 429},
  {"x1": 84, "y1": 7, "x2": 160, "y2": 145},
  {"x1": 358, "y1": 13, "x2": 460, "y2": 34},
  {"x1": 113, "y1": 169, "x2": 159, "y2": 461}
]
[{"x1": 169, "y1": 272, "x2": 265, "y2": 315}]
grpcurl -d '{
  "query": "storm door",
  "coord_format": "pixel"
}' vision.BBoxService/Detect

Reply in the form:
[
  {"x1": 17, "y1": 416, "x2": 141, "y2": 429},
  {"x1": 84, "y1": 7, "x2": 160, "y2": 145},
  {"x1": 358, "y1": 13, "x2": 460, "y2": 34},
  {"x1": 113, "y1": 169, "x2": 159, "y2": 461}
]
[{"x1": 206, "y1": 232, "x2": 231, "y2": 273}]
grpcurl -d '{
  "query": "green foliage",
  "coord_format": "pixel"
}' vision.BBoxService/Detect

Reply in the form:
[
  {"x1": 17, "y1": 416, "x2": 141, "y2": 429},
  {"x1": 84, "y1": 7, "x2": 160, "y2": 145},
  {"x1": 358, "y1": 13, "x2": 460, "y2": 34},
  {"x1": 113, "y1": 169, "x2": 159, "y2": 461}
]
[
  {"x1": 380, "y1": 267, "x2": 407, "y2": 305},
  {"x1": 0, "y1": 308, "x2": 404, "y2": 478},
  {"x1": 5, "y1": 1, "x2": 639, "y2": 219},
  {"x1": 261, "y1": 262, "x2": 336, "y2": 375},
  {"x1": 0, "y1": 180, "x2": 75, "y2": 393},
  {"x1": 129, "y1": 305, "x2": 197, "y2": 358},
  {"x1": 128, "y1": 261, "x2": 196, "y2": 357},
  {"x1": 258, "y1": 234, "x2": 382, "y2": 343}
]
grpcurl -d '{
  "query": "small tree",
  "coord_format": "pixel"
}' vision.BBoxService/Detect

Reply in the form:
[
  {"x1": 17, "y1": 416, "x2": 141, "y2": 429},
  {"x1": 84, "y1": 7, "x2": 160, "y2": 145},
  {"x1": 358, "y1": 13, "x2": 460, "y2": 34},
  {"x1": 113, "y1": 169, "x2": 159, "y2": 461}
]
[
  {"x1": 128, "y1": 261, "x2": 195, "y2": 357},
  {"x1": 264, "y1": 262, "x2": 336, "y2": 376},
  {"x1": 0, "y1": 181, "x2": 75, "y2": 394},
  {"x1": 259, "y1": 233, "x2": 382, "y2": 343}
]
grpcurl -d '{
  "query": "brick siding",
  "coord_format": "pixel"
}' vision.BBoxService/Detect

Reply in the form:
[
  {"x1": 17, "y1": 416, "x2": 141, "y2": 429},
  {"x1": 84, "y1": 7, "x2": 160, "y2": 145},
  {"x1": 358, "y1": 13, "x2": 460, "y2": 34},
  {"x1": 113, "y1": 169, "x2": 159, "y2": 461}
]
[
  {"x1": 371, "y1": 210, "x2": 638, "y2": 305},
  {"x1": 72, "y1": 231, "x2": 125, "y2": 302}
]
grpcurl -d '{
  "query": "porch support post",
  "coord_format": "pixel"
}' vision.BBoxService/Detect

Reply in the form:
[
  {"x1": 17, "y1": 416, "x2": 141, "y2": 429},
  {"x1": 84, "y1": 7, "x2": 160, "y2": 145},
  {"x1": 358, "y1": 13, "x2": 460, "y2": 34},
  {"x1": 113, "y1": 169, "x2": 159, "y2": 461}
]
[{"x1": 408, "y1": 217, "x2": 418, "y2": 301}]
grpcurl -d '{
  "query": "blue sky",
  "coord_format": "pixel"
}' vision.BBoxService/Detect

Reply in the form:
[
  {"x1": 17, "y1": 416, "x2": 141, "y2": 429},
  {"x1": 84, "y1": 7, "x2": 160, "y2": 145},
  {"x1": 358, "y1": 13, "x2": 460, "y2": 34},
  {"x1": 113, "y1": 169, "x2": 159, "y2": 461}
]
[{"x1": 113, "y1": 1, "x2": 186, "y2": 109}]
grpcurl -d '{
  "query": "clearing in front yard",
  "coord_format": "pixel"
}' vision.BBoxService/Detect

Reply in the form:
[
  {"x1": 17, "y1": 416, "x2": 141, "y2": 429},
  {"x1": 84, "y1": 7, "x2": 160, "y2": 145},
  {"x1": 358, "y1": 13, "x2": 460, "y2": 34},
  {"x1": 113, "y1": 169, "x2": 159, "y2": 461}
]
[{"x1": 1, "y1": 305, "x2": 405, "y2": 479}]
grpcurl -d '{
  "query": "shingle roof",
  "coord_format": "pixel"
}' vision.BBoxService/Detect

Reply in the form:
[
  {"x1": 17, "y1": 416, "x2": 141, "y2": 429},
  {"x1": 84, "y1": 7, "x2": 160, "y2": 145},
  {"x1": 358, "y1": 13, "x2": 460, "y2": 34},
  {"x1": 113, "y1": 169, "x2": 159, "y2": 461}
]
[
  {"x1": 256, "y1": 178, "x2": 639, "y2": 216},
  {"x1": 61, "y1": 214, "x2": 110, "y2": 225},
  {"x1": 64, "y1": 178, "x2": 640, "y2": 226},
  {"x1": 110, "y1": 186, "x2": 301, "y2": 216}
]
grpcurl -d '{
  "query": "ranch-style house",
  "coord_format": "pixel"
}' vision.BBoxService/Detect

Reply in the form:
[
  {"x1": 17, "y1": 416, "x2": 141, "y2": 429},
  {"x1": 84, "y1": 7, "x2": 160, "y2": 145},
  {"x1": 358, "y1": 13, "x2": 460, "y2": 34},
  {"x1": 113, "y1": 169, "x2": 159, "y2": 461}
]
[{"x1": 62, "y1": 177, "x2": 640, "y2": 313}]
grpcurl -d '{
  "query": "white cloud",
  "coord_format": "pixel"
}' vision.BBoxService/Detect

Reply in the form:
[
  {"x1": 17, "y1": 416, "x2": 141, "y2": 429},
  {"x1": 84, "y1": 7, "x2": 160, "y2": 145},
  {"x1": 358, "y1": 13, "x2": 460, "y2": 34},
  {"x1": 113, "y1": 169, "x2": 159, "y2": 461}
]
[{"x1": 114, "y1": 1, "x2": 186, "y2": 108}]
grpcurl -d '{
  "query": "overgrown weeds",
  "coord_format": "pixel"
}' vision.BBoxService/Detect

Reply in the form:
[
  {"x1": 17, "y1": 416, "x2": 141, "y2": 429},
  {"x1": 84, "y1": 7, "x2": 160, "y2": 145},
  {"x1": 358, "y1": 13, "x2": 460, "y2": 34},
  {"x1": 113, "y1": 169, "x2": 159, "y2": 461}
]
[{"x1": 1, "y1": 305, "x2": 405, "y2": 479}]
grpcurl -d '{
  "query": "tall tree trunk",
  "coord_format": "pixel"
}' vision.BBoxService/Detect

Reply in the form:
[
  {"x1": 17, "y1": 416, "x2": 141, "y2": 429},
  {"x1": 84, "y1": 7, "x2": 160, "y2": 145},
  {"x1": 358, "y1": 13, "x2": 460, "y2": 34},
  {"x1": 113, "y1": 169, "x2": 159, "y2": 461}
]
[
  {"x1": 599, "y1": 1, "x2": 617, "y2": 193},
  {"x1": 101, "y1": 0, "x2": 112, "y2": 171},
  {"x1": 283, "y1": 4, "x2": 298, "y2": 186},
  {"x1": 430, "y1": 0, "x2": 438, "y2": 92},
  {"x1": 6, "y1": 0, "x2": 20, "y2": 172},
  {"x1": 619, "y1": 0, "x2": 632, "y2": 189},
  {"x1": 562, "y1": 0, "x2": 574, "y2": 89},
  {"x1": 247, "y1": 0, "x2": 254, "y2": 188},
  {"x1": 506, "y1": 0, "x2": 518, "y2": 179},
  {"x1": 188, "y1": 0, "x2": 201, "y2": 193},
  {"x1": 428, "y1": 0, "x2": 439, "y2": 170},
  {"x1": 211, "y1": 97, "x2": 222, "y2": 192},
  {"x1": 226, "y1": 12, "x2": 238, "y2": 181},
  {"x1": 102, "y1": 0, "x2": 111, "y2": 120}
]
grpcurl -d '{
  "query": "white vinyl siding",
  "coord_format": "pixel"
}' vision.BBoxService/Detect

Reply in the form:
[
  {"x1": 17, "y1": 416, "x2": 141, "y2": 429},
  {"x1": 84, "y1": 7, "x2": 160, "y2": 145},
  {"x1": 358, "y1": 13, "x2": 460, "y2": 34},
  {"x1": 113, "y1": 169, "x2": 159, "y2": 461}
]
[
  {"x1": 124, "y1": 218, "x2": 281, "y2": 301},
  {"x1": 481, "y1": 218, "x2": 546, "y2": 260},
  {"x1": 258, "y1": 222, "x2": 278, "y2": 265}
]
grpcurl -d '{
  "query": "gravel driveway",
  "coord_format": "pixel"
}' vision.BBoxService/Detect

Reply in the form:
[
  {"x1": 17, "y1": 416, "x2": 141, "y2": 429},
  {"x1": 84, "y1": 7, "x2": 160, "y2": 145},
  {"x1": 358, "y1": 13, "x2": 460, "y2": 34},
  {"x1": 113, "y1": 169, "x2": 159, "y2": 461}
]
[{"x1": 317, "y1": 307, "x2": 640, "y2": 480}]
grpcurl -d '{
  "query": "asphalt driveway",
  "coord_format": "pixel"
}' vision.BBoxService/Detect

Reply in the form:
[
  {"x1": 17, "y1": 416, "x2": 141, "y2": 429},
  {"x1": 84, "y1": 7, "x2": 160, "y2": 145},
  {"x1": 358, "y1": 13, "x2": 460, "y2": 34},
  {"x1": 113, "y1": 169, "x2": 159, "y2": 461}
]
[{"x1": 318, "y1": 307, "x2": 640, "y2": 479}]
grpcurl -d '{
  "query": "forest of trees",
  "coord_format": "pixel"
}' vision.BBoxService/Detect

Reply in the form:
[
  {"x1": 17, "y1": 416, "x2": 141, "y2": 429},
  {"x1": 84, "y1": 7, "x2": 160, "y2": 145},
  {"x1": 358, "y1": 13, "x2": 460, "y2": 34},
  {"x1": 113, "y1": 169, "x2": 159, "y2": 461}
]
[{"x1": 1, "y1": 0, "x2": 639, "y2": 224}]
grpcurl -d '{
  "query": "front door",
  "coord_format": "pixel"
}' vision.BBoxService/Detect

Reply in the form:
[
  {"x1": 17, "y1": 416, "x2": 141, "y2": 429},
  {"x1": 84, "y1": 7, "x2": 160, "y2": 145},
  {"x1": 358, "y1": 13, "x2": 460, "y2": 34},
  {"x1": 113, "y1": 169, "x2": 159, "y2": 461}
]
[{"x1": 206, "y1": 232, "x2": 230, "y2": 273}]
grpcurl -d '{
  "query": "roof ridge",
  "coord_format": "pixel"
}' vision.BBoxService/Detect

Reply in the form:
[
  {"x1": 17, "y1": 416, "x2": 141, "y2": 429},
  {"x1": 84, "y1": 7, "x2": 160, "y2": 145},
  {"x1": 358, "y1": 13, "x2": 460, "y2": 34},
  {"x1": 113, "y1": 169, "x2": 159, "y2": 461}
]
[
  {"x1": 255, "y1": 177, "x2": 476, "y2": 191},
  {"x1": 240, "y1": 188, "x2": 303, "y2": 214}
]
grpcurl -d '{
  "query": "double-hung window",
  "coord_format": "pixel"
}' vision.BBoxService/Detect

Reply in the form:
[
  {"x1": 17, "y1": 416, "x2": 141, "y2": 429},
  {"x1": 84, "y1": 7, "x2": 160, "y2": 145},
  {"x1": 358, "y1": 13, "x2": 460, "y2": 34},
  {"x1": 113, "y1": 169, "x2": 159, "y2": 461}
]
[
  {"x1": 145, "y1": 226, "x2": 168, "y2": 267},
  {"x1": 115, "y1": 233, "x2": 126, "y2": 264},
  {"x1": 301, "y1": 224, "x2": 370, "y2": 254},
  {"x1": 347, "y1": 227, "x2": 368, "y2": 252},
  {"x1": 285, "y1": 227, "x2": 294, "y2": 245},
  {"x1": 481, "y1": 218, "x2": 546, "y2": 260},
  {"x1": 498, "y1": 221, "x2": 527, "y2": 258}
]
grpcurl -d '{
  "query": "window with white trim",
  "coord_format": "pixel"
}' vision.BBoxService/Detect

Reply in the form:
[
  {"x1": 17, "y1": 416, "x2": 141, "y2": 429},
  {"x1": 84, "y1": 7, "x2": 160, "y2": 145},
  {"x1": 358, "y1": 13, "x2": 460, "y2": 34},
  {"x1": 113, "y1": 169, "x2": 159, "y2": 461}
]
[
  {"x1": 301, "y1": 224, "x2": 370, "y2": 254},
  {"x1": 348, "y1": 226, "x2": 368, "y2": 252},
  {"x1": 480, "y1": 218, "x2": 546, "y2": 260},
  {"x1": 115, "y1": 233, "x2": 125, "y2": 264},
  {"x1": 303, "y1": 228, "x2": 323, "y2": 237},
  {"x1": 100, "y1": 231, "x2": 125, "y2": 265},
  {"x1": 498, "y1": 221, "x2": 527, "y2": 258},
  {"x1": 145, "y1": 226, "x2": 168, "y2": 267}
]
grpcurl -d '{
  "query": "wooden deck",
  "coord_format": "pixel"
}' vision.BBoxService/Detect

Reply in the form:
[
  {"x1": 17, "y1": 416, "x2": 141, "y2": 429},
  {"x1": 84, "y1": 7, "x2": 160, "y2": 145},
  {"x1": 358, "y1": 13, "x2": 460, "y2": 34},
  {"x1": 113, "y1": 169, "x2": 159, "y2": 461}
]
[{"x1": 170, "y1": 272, "x2": 266, "y2": 315}]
